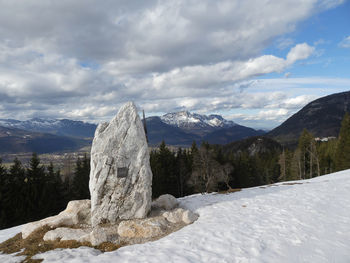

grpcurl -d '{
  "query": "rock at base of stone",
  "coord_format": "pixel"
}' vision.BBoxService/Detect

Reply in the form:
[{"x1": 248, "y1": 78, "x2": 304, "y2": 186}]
[
  {"x1": 163, "y1": 208, "x2": 199, "y2": 224},
  {"x1": 43, "y1": 228, "x2": 91, "y2": 243},
  {"x1": 22, "y1": 200, "x2": 91, "y2": 239},
  {"x1": 89, "y1": 225, "x2": 119, "y2": 246},
  {"x1": 117, "y1": 217, "x2": 169, "y2": 239},
  {"x1": 152, "y1": 194, "x2": 178, "y2": 211},
  {"x1": 182, "y1": 210, "x2": 199, "y2": 224},
  {"x1": 162, "y1": 208, "x2": 185, "y2": 224},
  {"x1": 89, "y1": 101, "x2": 152, "y2": 227}
]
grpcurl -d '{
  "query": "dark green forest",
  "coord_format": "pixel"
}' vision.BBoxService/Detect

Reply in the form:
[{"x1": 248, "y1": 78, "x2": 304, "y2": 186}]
[{"x1": 1, "y1": 113, "x2": 350, "y2": 230}]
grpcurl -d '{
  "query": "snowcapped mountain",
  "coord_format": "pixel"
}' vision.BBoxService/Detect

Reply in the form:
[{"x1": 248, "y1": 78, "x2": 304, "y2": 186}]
[
  {"x1": 161, "y1": 111, "x2": 236, "y2": 128},
  {"x1": 160, "y1": 111, "x2": 236, "y2": 136},
  {"x1": 0, "y1": 118, "x2": 97, "y2": 138}
]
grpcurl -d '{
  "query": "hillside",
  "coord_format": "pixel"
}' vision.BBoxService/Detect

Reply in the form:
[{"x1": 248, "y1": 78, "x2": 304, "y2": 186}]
[
  {"x1": 1, "y1": 170, "x2": 350, "y2": 262},
  {"x1": 268, "y1": 91, "x2": 350, "y2": 146},
  {"x1": 0, "y1": 118, "x2": 97, "y2": 138},
  {"x1": 203, "y1": 126, "x2": 266, "y2": 145},
  {"x1": 0, "y1": 126, "x2": 89, "y2": 154},
  {"x1": 222, "y1": 136, "x2": 282, "y2": 156}
]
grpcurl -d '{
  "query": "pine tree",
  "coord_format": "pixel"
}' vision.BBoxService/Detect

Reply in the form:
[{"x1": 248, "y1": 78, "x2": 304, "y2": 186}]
[
  {"x1": 0, "y1": 158, "x2": 6, "y2": 176},
  {"x1": 0, "y1": 159, "x2": 8, "y2": 228},
  {"x1": 6, "y1": 158, "x2": 26, "y2": 226},
  {"x1": 43, "y1": 162, "x2": 65, "y2": 215},
  {"x1": 151, "y1": 141, "x2": 178, "y2": 198},
  {"x1": 26, "y1": 153, "x2": 47, "y2": 220},
  {"x1": 335, "y1": 112, "x2": 350, "y2": 171},
  {"x1": 72, "y1": 154, "x2": 90, "y2": 200}
]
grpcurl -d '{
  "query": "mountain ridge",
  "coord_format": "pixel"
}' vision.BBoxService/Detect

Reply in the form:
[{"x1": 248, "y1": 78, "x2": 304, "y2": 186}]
[
  {"x1": 0, "y1": 111, "x2": 264, "y2": 152},
  {"x1": 268, "y1": 90, "x2": 350, "y2": 146}
]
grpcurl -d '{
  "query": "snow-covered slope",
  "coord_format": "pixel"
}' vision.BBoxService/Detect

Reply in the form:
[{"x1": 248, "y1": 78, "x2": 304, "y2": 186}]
[
  {"x1": 1, "y1": 171, "x2": 350, "y2": 262},
  {"x1": 161, "y1": 111, "x2": 236, "y2": 129}
]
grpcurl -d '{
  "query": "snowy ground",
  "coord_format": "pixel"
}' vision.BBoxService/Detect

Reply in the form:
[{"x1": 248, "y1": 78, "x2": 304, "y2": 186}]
[{"x1": 1, "y1": 170, "x2": 350, "y2": 263}]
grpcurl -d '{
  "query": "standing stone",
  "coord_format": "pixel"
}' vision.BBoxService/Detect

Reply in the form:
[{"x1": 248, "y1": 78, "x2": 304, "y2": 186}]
[{"x1": 89, "y1": 102, "x2": 152, "y2": 226}]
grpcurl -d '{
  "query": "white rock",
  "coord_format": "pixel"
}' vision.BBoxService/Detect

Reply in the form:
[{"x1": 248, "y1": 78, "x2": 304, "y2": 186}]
[
  {"x1": 152, "y1": 194, "x2": 178, "y2": 210},
  {"x1": 182, "y1": 210, "x2": 199, "y2": 224},
  {"x1": 89, "y1": 226, "x2": 119, "y2": 246},
  {"x1": 43, "y1": 227, "x2": 91, "y2": 242},
  {"x1": 22, "y1": 200, "x2": 91, "y2": 239},
  {"x1": 117, "y1": 217, "x2": 168, "y2": 239},
  {"x1": 89, "y1": 102, "x2": 152, "y2": 226},
  {"x1": 162, "y1": 208, "x2": 185, "y2": 224},
  {"x1": 162, "y1": 208, "x2": 199, "y2": 225}
]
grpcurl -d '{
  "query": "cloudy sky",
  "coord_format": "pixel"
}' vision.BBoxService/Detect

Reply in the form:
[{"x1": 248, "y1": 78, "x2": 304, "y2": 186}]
[{"x1": 0, "y1": 0, "x2": 349, "y2": 129}]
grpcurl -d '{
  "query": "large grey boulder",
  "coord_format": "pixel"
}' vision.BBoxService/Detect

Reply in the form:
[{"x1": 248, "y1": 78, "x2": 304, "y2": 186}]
[{"x1": 89, "y1": 102, "x2": 152, "y2": 227}]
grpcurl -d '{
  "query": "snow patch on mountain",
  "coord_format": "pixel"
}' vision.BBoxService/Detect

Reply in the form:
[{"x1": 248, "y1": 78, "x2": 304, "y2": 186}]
[
  {"x1": 161, "y1": 111, "x2": 236, "y2": 128},
  {"x1": 0, "y1": 118, "x2": 83, "y2": 130}
]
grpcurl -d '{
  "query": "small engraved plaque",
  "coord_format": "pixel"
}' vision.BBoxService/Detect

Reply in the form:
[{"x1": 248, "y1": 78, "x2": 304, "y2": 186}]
[{"x1": 117, "y1": 167, "x2": 128, "y2": 178}]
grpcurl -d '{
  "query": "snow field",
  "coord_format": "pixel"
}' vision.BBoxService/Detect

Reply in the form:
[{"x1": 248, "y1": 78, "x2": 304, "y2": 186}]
[{"x1": 1, "y1": 170, "x2": 350, "y2": 262}]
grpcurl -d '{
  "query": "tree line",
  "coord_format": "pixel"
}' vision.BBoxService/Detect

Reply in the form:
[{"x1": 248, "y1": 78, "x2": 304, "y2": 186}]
[
  {"x1": 0, "y1": 153, "x2": 90, "y2": 229},
  {"x1": 279, "y1": 113, "x2": 350, "y2": 181}
]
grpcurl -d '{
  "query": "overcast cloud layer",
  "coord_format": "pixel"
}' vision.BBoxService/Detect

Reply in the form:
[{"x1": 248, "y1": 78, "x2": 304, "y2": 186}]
[{"x1": 0, "y1": 0, "x2": 346, "y2": 128}]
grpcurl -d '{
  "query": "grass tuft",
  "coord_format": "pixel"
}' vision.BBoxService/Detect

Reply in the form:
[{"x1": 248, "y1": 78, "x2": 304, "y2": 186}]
[
  {"x1": 0, "y1": 225, "x2": 122, "y2": 262},
  {"x1": 218, "y1": 188, "x2": 241, "y2": 194}
]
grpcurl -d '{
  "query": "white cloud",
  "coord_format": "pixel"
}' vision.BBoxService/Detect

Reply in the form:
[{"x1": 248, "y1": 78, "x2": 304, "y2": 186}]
[
  {"x1": 0, "y1": 0, "x2": 345, "y2": 123},
  {"x1": 339, "y1": 36, "x2": 350, "y2": 48},
  {"x1": 286, "y1": 43, "x2": 315, "y2": 64}
]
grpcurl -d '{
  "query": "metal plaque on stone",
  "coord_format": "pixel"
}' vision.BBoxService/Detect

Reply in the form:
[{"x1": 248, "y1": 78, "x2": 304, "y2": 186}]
[{"x1": 117, "y1": 167, "x2": 128, "y2": 178}]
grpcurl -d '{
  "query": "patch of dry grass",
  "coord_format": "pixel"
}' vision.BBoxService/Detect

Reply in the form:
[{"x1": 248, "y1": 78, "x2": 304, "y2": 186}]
[
  {"x1": 281, "y1": 182, "x2": 303, "y2": 186},
  {"x1": 218, "y1": 188, "x2": 241, "y2": 194},
  {"x1": 0, "y1": 225, "x2": 122, "y2": 263}
]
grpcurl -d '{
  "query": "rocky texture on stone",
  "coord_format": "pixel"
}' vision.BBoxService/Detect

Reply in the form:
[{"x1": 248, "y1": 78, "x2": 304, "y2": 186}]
[
  {"x1": 22, "y1": 200, "x2": 91, "y2": 239},
  {"x1": 43, "y1": 228, "x2": 91, "y2": 242},
  {"x1": 89, "y1": 225, "x2": 120, "y2": 246},
  {"x1": 89, "y1": 102, "x2": 152, "y2": 227},
  {"x1": 162, "y1": 208, "x2": 185, "y2": 224},
  {"x1": 117, "y1": 216, "x2": 169, "y2": 239},
  {"x1": 152, "y1": 194, "x2": 179, "y2": 210}
]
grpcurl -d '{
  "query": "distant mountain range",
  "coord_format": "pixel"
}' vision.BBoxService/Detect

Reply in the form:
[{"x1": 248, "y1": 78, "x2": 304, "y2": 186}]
[
  {"x1": 0, "y1": 126, "x2": 88, "y2": 154},
  {"x1": 268, "y1": 90, "x2": 350, "y2": 146},
  {"x1": 160, "y1": 111, "x2": 236, "y2": 136},
  {"x1": 0, "y1": 111, "x2": 264, "y2": 153},
  {"x1": 0, "y1": 118, "x2": 96, "y2": 138},
  {"x1": 3, "y1": 89, "x2": 350, "y2": 154},
  {"x1": 148, "y1": 111, "x2": 264, "y2": 146}
]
